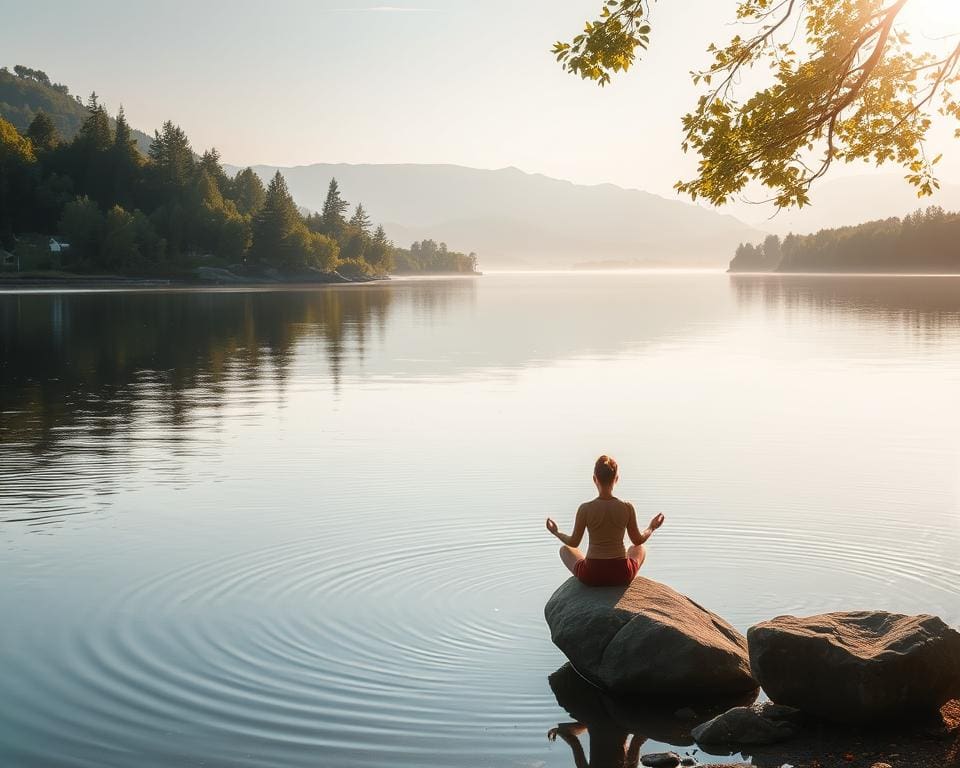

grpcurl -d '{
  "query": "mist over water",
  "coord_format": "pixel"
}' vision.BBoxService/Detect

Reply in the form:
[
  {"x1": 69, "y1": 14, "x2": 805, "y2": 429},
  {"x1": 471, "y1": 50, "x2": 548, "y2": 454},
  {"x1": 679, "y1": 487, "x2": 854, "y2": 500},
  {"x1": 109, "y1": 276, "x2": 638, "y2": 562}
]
[{"x1": 2, "y1": 273, "x2": 960, "y2": 767}]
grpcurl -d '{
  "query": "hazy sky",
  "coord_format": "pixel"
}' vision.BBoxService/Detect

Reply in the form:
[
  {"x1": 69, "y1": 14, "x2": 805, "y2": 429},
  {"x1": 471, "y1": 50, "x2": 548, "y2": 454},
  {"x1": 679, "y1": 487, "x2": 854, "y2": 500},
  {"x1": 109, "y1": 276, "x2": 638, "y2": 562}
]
[{"x1": 4, "y1": 0, "x2": 960, "y2": 201}]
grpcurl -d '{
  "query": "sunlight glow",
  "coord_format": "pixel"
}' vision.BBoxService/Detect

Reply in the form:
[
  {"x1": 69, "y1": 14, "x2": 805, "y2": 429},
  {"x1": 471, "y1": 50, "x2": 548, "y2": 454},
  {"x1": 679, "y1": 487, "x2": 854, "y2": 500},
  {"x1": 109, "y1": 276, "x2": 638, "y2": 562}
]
[{"x1": 900, "y1": 0, "x2": 960, "y2": 35}]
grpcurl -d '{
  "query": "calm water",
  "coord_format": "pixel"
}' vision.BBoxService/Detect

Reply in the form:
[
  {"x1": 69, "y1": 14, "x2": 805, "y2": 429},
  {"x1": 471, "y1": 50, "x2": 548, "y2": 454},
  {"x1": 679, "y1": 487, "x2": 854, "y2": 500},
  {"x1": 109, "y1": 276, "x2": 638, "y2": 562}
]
[{"x1": 2, "y1": 273, "x2": 960, "y2": 768}]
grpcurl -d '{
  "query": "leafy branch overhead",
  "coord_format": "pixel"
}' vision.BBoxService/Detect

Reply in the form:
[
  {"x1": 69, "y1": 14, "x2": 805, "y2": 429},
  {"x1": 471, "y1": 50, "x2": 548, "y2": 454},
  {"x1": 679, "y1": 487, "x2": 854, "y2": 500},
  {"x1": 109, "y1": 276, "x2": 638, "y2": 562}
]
[
  {"x1": 555, "y1": 0, "x2": 960, "y2": 209},
  {"x1": 552, "y1": 0, "x2": 653, "y2": 86}
]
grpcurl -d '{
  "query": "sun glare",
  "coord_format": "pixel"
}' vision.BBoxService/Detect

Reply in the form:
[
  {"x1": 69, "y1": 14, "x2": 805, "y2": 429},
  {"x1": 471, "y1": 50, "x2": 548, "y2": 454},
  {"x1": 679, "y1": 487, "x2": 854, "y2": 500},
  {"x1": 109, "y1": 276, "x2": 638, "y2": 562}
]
[{"x1": 901, "y1": 0, "x2": 960, "y2": 34}]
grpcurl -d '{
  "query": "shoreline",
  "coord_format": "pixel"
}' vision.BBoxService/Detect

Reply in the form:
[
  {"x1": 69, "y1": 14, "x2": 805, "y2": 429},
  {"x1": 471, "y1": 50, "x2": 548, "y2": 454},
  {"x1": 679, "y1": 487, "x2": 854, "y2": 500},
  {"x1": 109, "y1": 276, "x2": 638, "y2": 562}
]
[{"x1": 0, "y1": 271, "x2": 481, "y2": 291}]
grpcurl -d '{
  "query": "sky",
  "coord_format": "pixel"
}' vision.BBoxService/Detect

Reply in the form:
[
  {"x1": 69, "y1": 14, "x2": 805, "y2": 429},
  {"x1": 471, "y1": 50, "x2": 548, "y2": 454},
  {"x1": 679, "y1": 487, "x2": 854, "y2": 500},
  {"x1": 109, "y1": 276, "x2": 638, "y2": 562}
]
[{"x1": 4, "y1": 0, "x2": 960, "y2": 204}]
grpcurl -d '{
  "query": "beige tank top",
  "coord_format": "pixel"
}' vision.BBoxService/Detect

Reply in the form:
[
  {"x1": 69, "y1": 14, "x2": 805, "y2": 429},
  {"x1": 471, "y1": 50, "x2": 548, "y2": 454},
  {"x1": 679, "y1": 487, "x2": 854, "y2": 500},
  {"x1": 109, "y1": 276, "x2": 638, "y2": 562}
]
[{"x1": 577, "y1": 497, "x2": 634, "y2": 559}]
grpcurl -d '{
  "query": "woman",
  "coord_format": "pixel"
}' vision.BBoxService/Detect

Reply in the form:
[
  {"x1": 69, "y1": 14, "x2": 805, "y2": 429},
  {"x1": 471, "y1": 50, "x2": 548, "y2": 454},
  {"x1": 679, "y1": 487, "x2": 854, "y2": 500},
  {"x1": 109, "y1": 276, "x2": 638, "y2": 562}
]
[{"x1": 545, "y1": 455, "x2": 664, "y2": 587}]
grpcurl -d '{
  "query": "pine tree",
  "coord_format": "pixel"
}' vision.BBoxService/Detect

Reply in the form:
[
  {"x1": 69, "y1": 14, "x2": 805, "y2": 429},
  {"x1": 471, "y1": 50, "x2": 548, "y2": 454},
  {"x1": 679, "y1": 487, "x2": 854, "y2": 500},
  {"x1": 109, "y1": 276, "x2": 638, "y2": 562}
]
[
  {"x1": 349, "y1": 203, "x2": 371, "y2": 233},
  {"x1": 26, "y1": 111, "x2": 59, "y2": 152},
  {"x1": 365, "y1": 224, "x2": 393, "y2": 273},
  {"x1": 77, "y1": 93, "x2": 112, "y2": 152},
  {"x1": 200, "y1": 148, "x2": 229, "y2": 194},
  {"x1": 111, "y1": 106, "x2": 141, "y2": 208},
  {"x1": 231, "y1": 168, "x2": 266, "y2": 216},
  {"x1": 250, "y1": 171, "x2": 301, "y2": 263},
  {"x1": 320, "y1": 178, "x2": 349, "y2": 238},
  {"x1": 149, "y1": 121, "x2": 194, "y2": 191},
  {"x1": 113, "y1": 107, "x2": 136, "y2": 153}
]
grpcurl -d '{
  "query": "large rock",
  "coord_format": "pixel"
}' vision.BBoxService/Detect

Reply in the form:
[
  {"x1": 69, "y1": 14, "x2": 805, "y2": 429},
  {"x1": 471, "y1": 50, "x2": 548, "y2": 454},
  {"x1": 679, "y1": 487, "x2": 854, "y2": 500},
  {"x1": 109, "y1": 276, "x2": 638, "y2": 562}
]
[
  {"x1": 748, "y1": 611, "x2": 960, "y2": 723},
  {"x1": 691, "y1": 702, "x2": 803, "y2": 746},
  {"x1": 544, "y1": 577, "x2": 757, "y2": 700}
]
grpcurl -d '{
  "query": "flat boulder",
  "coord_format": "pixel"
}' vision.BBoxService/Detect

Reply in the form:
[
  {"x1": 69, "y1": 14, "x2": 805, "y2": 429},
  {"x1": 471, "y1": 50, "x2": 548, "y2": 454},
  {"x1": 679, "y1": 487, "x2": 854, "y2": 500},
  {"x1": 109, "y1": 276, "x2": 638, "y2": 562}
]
[
  {"x1": 691, "y1": 702, "x2": 802, "y2": 746},
  {"x1": 748, "y1": 611, "x2": 960, "y2": 723},
  {"x1": 544, "y1": 576, "x2": 757, "y2": 700}
]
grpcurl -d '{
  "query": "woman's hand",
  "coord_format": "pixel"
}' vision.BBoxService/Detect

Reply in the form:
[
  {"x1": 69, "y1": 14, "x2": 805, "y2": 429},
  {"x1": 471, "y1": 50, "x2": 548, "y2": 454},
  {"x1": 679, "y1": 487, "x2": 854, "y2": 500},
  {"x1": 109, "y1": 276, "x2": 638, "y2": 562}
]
[
  {"x1": 649, "y1": 513, "x2": 665, "y2": 531},
  {"x1": 545, "y1": 517, "x2": 559, "y2": 537}
]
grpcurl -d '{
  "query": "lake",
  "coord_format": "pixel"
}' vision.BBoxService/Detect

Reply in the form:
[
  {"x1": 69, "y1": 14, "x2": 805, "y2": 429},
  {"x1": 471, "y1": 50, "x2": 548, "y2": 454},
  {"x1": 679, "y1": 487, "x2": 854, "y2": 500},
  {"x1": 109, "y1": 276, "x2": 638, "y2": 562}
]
[{"x1": 2, "y1": 272, "x2": 960, "y2": 767}]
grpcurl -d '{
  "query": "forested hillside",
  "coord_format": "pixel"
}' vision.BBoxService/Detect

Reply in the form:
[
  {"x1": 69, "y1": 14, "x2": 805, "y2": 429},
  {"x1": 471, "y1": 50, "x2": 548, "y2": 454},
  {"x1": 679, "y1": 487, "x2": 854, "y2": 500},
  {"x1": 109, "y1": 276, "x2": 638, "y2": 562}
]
[
  {"x1": 0, "y1": 70, "x2": 477, "y2": 278},
  {"x1": 0, "y1": 65, "x2": 152, "y2": 153},
  {"x1": 729, "y1": 207, "x2": 960, "y2": 273}
]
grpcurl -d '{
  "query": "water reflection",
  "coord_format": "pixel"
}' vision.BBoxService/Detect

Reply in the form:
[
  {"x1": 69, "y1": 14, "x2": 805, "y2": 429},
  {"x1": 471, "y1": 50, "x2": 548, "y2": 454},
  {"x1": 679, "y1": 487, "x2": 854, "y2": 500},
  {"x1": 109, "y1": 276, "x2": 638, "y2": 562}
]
[
  {"x1": 731, "y1": 274, "x2": 960, "y2": 327},
  {"x1": 3, "y1": 273, "x2": 960, "y2": 766},
  {"x1": 547, "y1": 664, "x2": 960, "y2": 768},
  {"x1": 0, "y1": 287, "x2": 395, "y2": 450},
  {"x1": 547, "y1": 664, "x2": 756, "y2": 768}
]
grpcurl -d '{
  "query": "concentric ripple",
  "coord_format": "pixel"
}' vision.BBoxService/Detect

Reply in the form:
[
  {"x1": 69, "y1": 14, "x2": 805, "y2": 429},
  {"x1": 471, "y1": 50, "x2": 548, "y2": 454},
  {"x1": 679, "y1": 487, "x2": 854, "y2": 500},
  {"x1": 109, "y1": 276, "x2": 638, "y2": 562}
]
[
  {"x1": 5, "y1": 275, "x2": 960, "y2": 768},
  {"x1": 2, "y1": 513, "x2": 568, "y2": 768}
]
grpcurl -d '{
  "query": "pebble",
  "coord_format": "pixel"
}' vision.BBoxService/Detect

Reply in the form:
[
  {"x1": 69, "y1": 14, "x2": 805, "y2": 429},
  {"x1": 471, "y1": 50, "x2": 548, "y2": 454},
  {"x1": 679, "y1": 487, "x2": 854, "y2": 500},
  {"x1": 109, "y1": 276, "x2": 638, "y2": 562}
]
[{"x1": 641, "y1": 753, "x2": 681, "y2": 768}]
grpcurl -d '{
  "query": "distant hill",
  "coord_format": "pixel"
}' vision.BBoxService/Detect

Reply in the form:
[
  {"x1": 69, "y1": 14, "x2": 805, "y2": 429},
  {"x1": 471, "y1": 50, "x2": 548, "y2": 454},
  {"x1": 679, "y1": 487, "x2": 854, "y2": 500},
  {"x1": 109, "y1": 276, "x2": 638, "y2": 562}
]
[
  {"x1": 233, "y1": 163, "x2": 764, "y2": 268},
  {"x1": 0, "y1": 66, "x2": 153, "y2": 154},
  {"x1": 729, "y1": 206, "x2": 960, "y2": 274},
  {"x1": 2, "y1": 66, "x2": 763, "y2": 268}
]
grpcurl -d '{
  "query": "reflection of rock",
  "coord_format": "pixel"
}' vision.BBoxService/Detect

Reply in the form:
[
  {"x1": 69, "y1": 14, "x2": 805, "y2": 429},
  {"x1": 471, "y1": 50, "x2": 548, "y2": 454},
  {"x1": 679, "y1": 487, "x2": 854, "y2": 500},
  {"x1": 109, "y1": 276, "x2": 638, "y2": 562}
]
[
  {"x1": 691, "y1": 703, "x2": 802, "y2": 746},
  {"x1": 548, "y1": 664, "x2": 757, "y2": 768},
  {"x1": 545, "y1": 577, "x2": 757, "y2": 700},
  {"x1": 639, "y1": 752, "x2": 680, "y2": 767},
  {"x1": 749, "y1": 611, "x2": 960, "y2": 723},
  {"x1": 551, "y1": 664, "x2": 702, "y2": 747}
]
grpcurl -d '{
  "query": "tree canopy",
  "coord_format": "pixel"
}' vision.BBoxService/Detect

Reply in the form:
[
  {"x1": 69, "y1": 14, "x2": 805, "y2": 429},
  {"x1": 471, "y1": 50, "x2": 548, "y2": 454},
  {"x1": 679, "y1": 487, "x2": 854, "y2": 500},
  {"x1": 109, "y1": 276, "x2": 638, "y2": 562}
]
[
  {"x1": 0, "y1": 89, "x2": 478, "y2": 276},
  {"x1": 0, "y1": 67, "x2": 481, "y2": 277},
  {"x1": 26, "y1": 111, "x2": 58, "y2": 152},
  {"x1": 555, "y1": 0, "x2": 960, "y2": 208},
  {"x1": 730, "y1": 205, "x2": 960, "y2": 271}
]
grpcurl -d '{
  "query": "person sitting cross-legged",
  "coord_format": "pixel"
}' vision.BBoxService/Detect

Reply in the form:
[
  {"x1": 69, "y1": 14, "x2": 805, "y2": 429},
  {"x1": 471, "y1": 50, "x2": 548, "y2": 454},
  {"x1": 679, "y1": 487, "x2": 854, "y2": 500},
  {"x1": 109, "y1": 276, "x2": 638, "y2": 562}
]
[{"x1": 545, "y1": 455, "x2": 664, "y2": 587}]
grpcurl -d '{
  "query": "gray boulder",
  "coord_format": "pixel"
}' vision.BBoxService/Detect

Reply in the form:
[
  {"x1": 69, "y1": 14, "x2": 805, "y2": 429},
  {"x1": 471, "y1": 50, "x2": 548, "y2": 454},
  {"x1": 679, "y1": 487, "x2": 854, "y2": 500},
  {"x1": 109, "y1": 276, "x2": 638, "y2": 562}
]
[
  {"x1": 748, "y1": 611, "x2": 960, "y2": 723},
  {"x1": 544, "y1": 577, "x2": 757, "y2": 700},
  {"x1": 691, "y1": 702, "x2": 802, "y2": 746}
]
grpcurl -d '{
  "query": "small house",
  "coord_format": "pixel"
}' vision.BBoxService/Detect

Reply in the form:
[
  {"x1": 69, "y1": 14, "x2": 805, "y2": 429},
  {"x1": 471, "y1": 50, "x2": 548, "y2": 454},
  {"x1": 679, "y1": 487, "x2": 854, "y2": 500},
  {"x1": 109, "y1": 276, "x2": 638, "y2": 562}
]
[{"x1": 49, "y1": 238, "x2": 71, "y2": 253}]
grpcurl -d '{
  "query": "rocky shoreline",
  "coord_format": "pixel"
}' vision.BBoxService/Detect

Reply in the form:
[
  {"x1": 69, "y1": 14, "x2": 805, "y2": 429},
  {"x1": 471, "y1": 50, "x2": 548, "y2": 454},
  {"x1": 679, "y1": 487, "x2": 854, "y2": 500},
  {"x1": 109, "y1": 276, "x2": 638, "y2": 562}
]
[{"x1": 545, "y1": 577, "x2": 960, "y2": 768}]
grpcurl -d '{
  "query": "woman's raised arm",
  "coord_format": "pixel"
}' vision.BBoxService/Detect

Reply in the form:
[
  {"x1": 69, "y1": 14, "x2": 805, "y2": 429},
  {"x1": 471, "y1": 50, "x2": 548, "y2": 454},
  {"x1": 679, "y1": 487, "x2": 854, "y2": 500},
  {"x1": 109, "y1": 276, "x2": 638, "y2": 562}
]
[
  {"x1": 627, "y1": 503, "x2": 664, "y2": 545},
  {"x1": 546, "y1": 506, "x2": 586, "y2": 547}
]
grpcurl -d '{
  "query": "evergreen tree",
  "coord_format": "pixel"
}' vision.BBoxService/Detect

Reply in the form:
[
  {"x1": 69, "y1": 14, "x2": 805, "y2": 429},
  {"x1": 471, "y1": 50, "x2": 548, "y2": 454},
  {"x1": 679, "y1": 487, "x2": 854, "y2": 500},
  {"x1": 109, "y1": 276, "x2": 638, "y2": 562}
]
[
  {"x1": 26, "y1": 111, "x2": 59, "y2": 152},
  {"x1": 250, "y1": 171, "x2": 300, "y2": 263},
  {"x1": 320, "y1": 178, "x2": 349, "y2": 238},
  {"x1": 231, "y1": 168, "x2": 266, "y2": 216},
  {"x1": 111, "y1": 106, "x2": 142, "y2": 208},
  {"x1": 349, "y1": 203, "x2": 371, "y2": 233},
  {"x1": 365, "y1": 224, "x2": 393, "y2": 273},
  {"x1": 199, "y1": 148, "x2": 229, "y2": 195},
  {"x1": 77, "y1": 93, "x2": 112, "y2": 152},
  {"x1": 149, "y1": 121, "x2": 194, "y2": 192}
]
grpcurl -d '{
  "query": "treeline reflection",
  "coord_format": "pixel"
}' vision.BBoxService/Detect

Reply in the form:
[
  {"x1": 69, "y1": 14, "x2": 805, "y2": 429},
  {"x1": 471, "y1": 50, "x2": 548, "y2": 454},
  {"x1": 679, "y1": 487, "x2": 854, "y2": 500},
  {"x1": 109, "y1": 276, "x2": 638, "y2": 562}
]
[
  {"x1": 0, "y1": 284, "x2": 467, "y2": 453},
  {"x1": 731, "y1": 274, "x2": 960, "y2": 331}
]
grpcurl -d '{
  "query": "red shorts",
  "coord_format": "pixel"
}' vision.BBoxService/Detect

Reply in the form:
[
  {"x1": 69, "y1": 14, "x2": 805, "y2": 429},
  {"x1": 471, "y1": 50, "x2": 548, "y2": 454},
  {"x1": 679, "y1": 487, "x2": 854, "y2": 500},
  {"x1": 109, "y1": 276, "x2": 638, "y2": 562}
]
[{"x1": 574, "y1": 557, "x2": 640, "y2": 587}]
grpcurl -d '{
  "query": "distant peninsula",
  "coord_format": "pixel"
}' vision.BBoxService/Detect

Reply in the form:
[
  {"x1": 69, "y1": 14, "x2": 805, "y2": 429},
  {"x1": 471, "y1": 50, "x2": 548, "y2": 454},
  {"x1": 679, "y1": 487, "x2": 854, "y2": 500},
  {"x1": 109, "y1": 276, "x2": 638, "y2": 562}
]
[
  {"x1": 0, "y1": 65, "x2": 479, "y2": 283},
  {"x1": 729, "y1": 207, "x2": 960, "y2": 274}
]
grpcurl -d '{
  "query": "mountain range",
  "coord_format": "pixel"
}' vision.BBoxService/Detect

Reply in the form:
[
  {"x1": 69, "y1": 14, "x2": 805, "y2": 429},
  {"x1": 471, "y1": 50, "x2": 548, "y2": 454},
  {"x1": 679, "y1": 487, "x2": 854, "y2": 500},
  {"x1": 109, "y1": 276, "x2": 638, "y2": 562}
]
[
  {"x1": 232, "y1": 163, "x2": 763, "y2": 268},
  {"x1": 23, "y1": 64, "x2": 956, "y2": 268}
]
